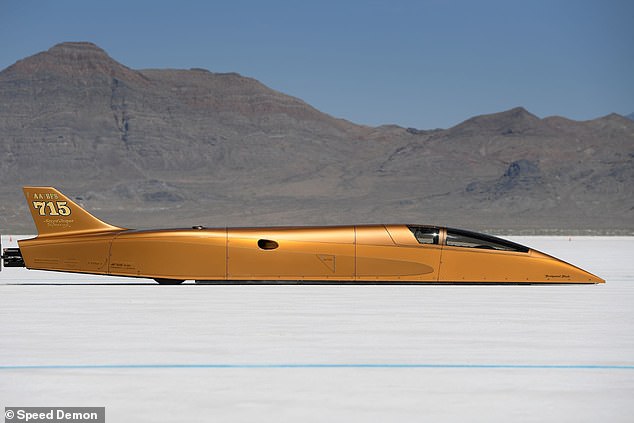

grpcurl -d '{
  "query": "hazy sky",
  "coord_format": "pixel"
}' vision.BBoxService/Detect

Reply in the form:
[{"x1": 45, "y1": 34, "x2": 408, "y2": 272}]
[{"x1": 1, "y1": 0, "x2": 632, "y2": 128}]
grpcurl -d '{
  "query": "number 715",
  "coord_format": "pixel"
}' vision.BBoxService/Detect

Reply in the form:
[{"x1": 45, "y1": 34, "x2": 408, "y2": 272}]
[{"x1": 32, "y1": 201, "x2": 71, "y2": 216}]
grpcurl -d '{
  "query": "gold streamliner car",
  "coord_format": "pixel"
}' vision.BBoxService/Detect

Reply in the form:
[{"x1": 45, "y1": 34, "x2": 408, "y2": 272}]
[{"x1": 1, "y1": 187, "x2": 604, "y2": 284}]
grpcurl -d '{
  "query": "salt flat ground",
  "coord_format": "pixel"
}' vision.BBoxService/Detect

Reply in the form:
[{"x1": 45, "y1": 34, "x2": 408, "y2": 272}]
[{"x1": 0, "y1": 236, "x2": 632, "y2": 423}]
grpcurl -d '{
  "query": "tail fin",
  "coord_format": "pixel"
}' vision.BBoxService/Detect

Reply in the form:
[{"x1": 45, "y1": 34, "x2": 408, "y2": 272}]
[{"x1": 23, "y1": 186, "x2": 124, "y2": 236}]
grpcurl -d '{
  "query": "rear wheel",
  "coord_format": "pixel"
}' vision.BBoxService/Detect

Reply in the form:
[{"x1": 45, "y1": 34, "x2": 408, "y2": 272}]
[{"x1": 154, "y1": 278, "x2": 185, "y2": 285}]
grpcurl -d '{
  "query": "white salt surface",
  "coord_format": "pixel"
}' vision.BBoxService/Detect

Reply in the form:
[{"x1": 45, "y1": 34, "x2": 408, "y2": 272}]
[{"x1": 1, "y1": 236, "x2": 633, "y2": 422}]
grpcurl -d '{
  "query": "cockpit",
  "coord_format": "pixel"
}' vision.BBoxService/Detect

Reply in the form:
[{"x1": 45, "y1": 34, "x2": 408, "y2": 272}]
[{"x1": 408, "y1": 226, "x2": 529, "y2": 253}]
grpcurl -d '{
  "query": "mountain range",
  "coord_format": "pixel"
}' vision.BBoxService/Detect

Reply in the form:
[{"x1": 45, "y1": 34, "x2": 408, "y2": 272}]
[{"x1": 1, "y1": 42, "x2": 632, "y2": 234}]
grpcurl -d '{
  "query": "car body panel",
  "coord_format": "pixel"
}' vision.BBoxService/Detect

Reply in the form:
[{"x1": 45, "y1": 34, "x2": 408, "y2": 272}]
[{"x1": 13, "y1": 187, "x2": 605, "y2": 284}]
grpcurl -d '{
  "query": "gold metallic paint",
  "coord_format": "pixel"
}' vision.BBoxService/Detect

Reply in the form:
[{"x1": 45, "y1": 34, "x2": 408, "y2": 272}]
[{"x1": 18, "y1": 187, "x2": 605, "y2": 284}]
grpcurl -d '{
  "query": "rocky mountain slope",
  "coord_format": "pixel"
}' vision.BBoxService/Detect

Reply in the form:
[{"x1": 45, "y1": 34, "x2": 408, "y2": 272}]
[{"x1": 1, "y1": 42, "x2": 632, "y2": 233}]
